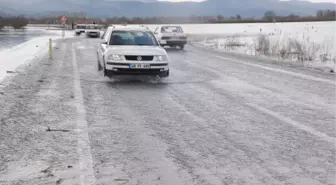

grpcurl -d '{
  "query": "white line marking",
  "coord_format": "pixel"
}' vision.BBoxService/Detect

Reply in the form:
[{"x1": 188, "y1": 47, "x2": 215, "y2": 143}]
[
  {"x1": 72, "y1": 43, "x2": 96, "y2": 185},
  {"x1": 212, "y1": 55, "x2": 336, "y2": 86},
  {"x1": 248, "y1": 103, "x2": 335, "y2": 144}
]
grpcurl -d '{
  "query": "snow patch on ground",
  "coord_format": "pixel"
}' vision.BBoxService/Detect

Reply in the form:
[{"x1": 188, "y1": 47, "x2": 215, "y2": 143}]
[
  {"x1": 176, "y1": 21, "x2": 336, "y2": 72},
  {"x1": 192, "y1": 33, "x2": 336, "y2": 72},
  {"x1": 0, "y1": 30, "x2": 75, "y2": 82}
]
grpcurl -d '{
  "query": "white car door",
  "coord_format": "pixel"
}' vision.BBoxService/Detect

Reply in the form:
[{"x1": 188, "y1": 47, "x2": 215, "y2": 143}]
[
  {"x1": 98, "y1": 29, "x2": 110, "y2": 66},
  {"x1": 153, "y1": 27, "x2": 160, "y2": 41},
  {"x1": 97, "y1": 30, "x2": 105, "y2": 61}
]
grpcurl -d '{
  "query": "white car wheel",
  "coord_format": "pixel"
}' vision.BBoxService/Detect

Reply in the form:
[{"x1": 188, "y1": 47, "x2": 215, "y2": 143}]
[{"x1": 97, "y1": 53, "x2": 102, "y2": 71}]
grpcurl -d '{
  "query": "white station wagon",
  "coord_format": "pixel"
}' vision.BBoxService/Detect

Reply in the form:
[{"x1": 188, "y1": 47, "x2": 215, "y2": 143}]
[
  {"x1": 85, "y1": 24, "x2": 101, "y2": 38},
  {"x1": 97, "y1": 25, "x2": 170, "y2": 78},
  {"x1": 154, "y1": 25, "x2": 187, "y2": 50},
  {"x1": 75, "y1": 24, "x2": 86, "y2": 35}
]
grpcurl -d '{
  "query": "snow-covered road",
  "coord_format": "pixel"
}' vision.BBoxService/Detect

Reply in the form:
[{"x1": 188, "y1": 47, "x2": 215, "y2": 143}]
[{"x1": 0, "y1": 37, "x2": 335, "y2": 185}]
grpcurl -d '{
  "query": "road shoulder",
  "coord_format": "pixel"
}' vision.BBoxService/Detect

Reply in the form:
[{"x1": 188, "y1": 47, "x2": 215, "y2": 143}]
[{"x1": 0, "y1": 38, "x2": 82, "y2": 185}]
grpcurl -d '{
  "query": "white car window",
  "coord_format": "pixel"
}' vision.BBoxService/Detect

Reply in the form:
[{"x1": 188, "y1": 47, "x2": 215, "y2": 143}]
[
  {"x1": 101, "y1": 29, "x2": 107, "y2": 39},
  {"x1": 109, "y1": 30, "x2": 158, "y2": 46},
  {"x1": 154, "y1": 27, "x2": 159, "y2": 34},
  {"x1": 76, "y1": 25, "x2": 85, "y2": 29},
  {"x1": 161, "y1": 26, "x2": 184, "y2": 33},
  {"x1": 104, "y1": 28, "x2": 112, "y2": 42},
  {"x1": 86, "y1": 25, "x2": 99, "y2": 30}
]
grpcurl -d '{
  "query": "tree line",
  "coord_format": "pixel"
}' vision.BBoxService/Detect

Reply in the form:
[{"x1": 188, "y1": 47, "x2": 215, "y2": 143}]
[
  {"x1": 316, "y1": 9, "x2": 336, "y2": 18},
  {"x1": 101, "y1": 9, "x2": 335, "y2": 24},
  {"x1": 0, "y1": 16, "x2": 29, "y2": 29},
  {"x1": 261, "y1": 10, "x2": 335, "y2": 22},
  {"x1": 94, "y1": 9, "x2": 336, "y2": 25},
  {"x1": 1, "y1": 9, "x2": 335, "y2": 29}
]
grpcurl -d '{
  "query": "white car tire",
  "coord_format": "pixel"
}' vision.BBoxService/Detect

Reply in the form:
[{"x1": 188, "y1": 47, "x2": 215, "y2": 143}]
[
  {"x1": 97, "y1": 53, "x2": 102, "y2": 71},
  {"x1": 159, "y1": 70, "x2": 169, "y2": 78}
]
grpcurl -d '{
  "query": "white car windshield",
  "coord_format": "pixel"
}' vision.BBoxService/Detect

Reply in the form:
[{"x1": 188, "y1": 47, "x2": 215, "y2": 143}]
[
  {"x1": 161, "y1": 26, "x2": 183, "y2": 33},
  {"x1": 109, "y1": 30, "x2": 158, "y2": 46},
  {"x1": 86, "y1": 25, "x2": 99, "y2": 29},
  {"x1": 76, "y1": 25, "x2": 86, "y2": 29}
]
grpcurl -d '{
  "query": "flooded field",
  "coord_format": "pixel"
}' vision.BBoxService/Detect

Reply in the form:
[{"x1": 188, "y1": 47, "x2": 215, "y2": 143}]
[{"x1": 0, "y1": 28, "x2": 54, "y2": 50}]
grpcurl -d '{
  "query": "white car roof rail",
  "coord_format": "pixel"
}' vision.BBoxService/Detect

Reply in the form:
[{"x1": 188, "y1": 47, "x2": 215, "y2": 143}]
[{"x1": 110, "y1": 25, "x2": 149, "y2": 30}]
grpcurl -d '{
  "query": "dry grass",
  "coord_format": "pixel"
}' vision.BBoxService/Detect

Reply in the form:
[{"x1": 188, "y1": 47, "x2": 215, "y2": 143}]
[
  {"x1": 198, "y1": 33, "x2": 334, "y2": 66},
  {"x1": 256, "y1": 35, "x2": 270, "y2": 55},
  {"x1": 253, "y1": 34, "x2": 334, "y2": 65},
  {"x1": 211, "y1": 36, "x2": 246, "y2": 51},
  {"x1": 224, "y1": 36, "x2": 245, "y2": 47},
  {"x1": 319, "y1": 42, "x2": 333, "y2": 63}
]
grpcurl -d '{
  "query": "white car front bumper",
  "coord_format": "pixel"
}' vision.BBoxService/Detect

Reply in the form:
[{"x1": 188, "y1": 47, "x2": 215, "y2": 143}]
[{"x1": 105, "y1": 60, "x2": 169, "y2": 75}]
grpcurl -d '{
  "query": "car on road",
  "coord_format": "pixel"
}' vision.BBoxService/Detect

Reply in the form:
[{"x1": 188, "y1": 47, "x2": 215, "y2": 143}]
[
  {"x1": 97, "y1": 26, "x2": 169, "y2": 78},
  {"x1": 154, "y1": 25, "x2": 187, "y2": 49},
  {"x1": 85, "y1": 24, "x2": 101, "y2": 38},
  {"x1": 75, "y1": 24, "x2": 86, "y2": 35}
]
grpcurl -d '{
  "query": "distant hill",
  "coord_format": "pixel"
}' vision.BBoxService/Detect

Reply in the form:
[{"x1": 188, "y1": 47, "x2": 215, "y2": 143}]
[{"x1": 0, "y1": 0, "x2": 334, "y2": 18}]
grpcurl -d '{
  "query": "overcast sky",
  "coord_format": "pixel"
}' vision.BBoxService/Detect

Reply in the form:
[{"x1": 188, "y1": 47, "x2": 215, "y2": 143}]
[
  {"x1": 305, "y1": 0, "x2": 336, "y2": 2},
  {"x1": 160, "y1": 0, "x2": 336, "y2": 2}
]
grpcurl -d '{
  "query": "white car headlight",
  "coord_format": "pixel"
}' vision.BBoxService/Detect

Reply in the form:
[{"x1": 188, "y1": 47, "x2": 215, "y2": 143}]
[
  {"x1": 107, "y1": 54, "x2": 124, "y2": 61},
  {"x1": 154, "y1": 55, "x2": 168, "y2": 61}
]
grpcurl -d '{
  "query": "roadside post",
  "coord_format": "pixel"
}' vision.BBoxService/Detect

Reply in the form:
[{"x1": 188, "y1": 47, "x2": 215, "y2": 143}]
[
  {"x1": 61, "y1": 16, "x2": 67, "y2": 38},
  {"x1": 49, "y1": 38, "x2": 52, "y2": 59},
  {"x1": 62, "y1": 25, "x2": 65, "y2": 38}
]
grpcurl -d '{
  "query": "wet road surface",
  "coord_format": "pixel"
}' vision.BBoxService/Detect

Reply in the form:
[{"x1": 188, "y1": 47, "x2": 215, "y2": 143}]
[{"x1": 0, "y1": 37, "x2": 335, "y2": 185}]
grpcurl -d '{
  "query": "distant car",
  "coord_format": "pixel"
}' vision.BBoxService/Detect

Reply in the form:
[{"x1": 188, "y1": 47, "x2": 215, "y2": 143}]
[
  {"x1": 154, "y1": 25, "x2": 187, "y2": 49},
  {"x1": 85, "y1": 24, "x2": 100, "y2": 38},
  {"x1": 75, "y1": 24, "x2": 86, "y2": 35},
  {"x1": 97, "y1": 25, "x2": 169, "y2": 78}
]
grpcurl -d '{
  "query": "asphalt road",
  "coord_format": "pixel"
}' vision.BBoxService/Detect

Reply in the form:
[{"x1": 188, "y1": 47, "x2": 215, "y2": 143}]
[{"x1": 0, "y1": 37, "x2": 335, "y2": 185}]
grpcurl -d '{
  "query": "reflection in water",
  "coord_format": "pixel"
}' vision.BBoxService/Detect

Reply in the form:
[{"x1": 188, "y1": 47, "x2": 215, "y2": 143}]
[{"x1": 0, "y1": 28, "x2": 52, "y2": 50}]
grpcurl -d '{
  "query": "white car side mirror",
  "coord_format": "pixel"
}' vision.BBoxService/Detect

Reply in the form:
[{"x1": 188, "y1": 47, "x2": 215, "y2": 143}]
[{"x1": 159, "y1": 40, "x2": 167, "y2": 45}]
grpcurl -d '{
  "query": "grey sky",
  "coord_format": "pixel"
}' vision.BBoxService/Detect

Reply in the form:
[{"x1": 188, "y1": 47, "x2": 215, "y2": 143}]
[
  {"x1": 160, "y1": 0, "x2": 336, "y2": 2},
  {"x1": 303, "y1": 0, "x2": 336, "y2": 2}
]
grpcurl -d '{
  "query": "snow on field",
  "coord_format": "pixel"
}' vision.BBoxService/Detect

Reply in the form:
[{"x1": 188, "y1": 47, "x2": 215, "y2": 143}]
[
  {"x1": 184, "y1": 22, "x2": 336, "y2": 72},
  {"x1": 0, "y1": 29, "x2": 76, "y2": 82}
]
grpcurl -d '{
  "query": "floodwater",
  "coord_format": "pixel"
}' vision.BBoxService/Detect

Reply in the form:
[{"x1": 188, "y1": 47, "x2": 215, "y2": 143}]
[{"x1": 0, "y1": 28, "x2": 53, "y2": 50}]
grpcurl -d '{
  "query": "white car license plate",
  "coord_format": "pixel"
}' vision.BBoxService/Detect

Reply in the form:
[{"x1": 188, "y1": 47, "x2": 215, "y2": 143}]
[{"x1": 129, "y1": 64, "x2": 150, "y2": 69}]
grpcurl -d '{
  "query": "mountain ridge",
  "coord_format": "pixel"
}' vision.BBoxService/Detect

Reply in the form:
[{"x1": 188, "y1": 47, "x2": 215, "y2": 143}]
[{"x1": 0, "y1": 0, "x2": 334, "y2": 18}]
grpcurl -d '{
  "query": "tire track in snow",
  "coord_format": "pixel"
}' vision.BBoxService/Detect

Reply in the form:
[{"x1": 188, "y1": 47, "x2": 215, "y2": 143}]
[
  {"x1": 190, "y1": 43, "x2": 335, "y2": 86},
  {"x1": 213, "y1": 55, "x2": 336, "y2": 86},
  {"x1": 247, "y1": 103, "x2": 335, "y2": 144}
]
